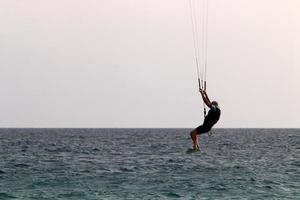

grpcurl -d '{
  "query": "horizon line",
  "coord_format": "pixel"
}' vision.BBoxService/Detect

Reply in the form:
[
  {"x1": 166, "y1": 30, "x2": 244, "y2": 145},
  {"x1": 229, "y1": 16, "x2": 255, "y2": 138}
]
[{"x1": 0, "y1": 127, "x2": 299, "y2": 129}]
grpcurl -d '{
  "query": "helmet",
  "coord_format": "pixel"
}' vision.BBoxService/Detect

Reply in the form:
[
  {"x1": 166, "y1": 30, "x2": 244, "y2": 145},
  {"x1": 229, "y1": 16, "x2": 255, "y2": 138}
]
[{"x1": 211, "y1": 101, "x2": 218, "y2": 106}]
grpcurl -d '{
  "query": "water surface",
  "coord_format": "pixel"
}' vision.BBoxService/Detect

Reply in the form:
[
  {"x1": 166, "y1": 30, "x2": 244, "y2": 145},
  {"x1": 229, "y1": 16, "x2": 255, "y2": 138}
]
[{"x1": 0, "y1": 128, "x2": 299, "y2": 199}]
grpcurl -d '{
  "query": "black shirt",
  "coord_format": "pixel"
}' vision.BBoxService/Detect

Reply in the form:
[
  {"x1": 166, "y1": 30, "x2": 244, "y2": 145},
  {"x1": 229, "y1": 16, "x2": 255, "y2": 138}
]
[{"x1": 204, "y1": 105, "x2": 221, "y2": 127}]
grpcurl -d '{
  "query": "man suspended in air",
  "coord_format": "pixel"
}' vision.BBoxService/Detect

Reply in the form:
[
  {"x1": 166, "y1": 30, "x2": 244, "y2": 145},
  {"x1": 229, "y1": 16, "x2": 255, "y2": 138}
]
[{"x1": 190, "y1": 89, "x2": 221, "y2": 150}]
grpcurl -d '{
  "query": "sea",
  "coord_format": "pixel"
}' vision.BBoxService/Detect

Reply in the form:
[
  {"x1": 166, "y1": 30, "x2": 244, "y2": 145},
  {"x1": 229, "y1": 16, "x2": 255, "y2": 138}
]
[{"x1": 0, "y1": 128, "x2": 299, "y2": 200}]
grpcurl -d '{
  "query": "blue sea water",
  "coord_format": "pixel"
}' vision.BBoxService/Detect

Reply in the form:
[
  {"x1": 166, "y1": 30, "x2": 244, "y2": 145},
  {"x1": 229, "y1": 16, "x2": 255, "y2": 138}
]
[{"x1": 0, "y1": 128, "x2": 299, "y2": 200}]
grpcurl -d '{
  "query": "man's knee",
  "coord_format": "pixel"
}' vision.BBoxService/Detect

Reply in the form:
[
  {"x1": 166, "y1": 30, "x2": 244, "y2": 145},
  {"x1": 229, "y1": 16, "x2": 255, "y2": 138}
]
[{"x1": 190, "y1": 129, "x2": 197, "y2": 138}]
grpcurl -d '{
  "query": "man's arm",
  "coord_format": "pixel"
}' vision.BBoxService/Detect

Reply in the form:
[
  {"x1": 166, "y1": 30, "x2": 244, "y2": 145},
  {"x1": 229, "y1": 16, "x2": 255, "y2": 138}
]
[{"x1": 200, "y1": 90, "x2": 212, "y2": 108}]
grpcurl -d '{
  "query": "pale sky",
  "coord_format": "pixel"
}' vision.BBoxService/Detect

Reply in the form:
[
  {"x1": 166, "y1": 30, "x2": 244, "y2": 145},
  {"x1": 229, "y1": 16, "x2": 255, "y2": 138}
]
[{"x1": 0, "y1": 0, "x2": 299, "y2": 128}]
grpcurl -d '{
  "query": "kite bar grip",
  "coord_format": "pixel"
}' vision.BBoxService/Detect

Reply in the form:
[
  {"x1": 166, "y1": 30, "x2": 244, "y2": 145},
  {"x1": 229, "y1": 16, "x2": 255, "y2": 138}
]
[{"x1": 198, "y1": 78, "x2": 201, "y2": 90}]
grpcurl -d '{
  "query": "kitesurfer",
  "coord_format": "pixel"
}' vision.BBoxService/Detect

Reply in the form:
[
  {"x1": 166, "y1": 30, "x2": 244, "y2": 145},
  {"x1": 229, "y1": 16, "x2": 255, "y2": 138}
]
[{"x1": 190, "y1": 90, "x2": 221, "y2": 150}]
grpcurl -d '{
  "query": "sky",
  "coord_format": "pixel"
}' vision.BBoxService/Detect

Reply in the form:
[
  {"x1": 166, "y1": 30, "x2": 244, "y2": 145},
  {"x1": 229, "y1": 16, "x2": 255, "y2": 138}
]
[{"x1": 0, "y1": 0, "x2": 299, "y2": 128}]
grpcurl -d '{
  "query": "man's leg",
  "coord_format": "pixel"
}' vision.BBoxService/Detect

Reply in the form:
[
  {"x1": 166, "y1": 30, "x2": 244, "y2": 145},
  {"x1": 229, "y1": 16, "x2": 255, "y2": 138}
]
[{"x1": 190, "y1": 129, "x2": 200, "y2": 150}]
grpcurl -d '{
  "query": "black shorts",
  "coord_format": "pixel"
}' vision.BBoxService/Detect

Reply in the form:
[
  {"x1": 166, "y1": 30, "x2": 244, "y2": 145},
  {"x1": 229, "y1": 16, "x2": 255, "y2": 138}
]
[{"x1": 195, "y1": 124, "x2": 212, "y2": 135}]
